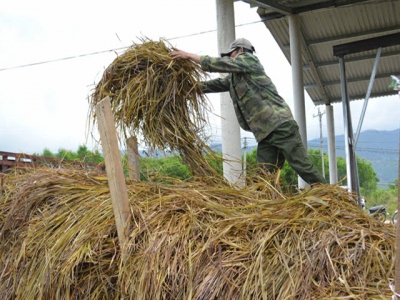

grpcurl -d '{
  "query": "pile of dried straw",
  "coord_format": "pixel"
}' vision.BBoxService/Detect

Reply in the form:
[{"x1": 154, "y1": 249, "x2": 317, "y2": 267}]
[
  {"x1": 89, "y1": 38, "x2": 218, "y2": 177},
  {"x1": 0, "y1": 167, "x2": 395, "y2": 299}
]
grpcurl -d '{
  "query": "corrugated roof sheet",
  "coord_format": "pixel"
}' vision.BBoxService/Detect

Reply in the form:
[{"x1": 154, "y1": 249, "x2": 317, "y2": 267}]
[{"x1": 242, "y1": 0, "x2": 400, "y2": 105}]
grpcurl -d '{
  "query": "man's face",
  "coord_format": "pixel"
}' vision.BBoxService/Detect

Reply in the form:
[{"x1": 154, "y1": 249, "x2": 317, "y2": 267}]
[{"x1": 230, "y1": 48, "x2": 241, "y2": 59}]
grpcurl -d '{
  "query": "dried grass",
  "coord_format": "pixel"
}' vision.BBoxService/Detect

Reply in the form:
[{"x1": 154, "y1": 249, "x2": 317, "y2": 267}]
[
  {"x1": 89, "y1": 38, "x2": 218, "y2": 177},
  {"x1": 0, "y1": 167, "x2": 395, "y2": 299}
]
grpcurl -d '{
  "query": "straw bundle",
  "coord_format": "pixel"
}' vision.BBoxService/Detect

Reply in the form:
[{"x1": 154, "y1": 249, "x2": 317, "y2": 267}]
[
  {"x1": 89, "y1": 38, "x2": 218, "y2": 177},
  {"x1": 0, "y1": 167, "x2": 395, "y2": 299}
]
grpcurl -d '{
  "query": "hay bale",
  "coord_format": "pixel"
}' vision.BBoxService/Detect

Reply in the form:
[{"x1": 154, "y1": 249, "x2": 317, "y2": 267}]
[
  {"x1": 89, "y1": 38, "x2": 219, "y2": 177},
  {"x1": 0, "y1": 168, "x2": 395, "y2": 299}
]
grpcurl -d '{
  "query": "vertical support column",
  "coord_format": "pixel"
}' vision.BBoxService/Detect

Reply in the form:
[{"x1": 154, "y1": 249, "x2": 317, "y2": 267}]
[
  {"x1": 289, "y1": 14, "x2": 307, "y2": 189},
  {"x1": 326, "y1": 104, "x2": 338, "y2": 184},
  {"x1": 339, "y1": 57, "x2": 360, "y2": 201},
  {"x1": 216, "y1": 0, "x2": 243, "y2": 187},
  {"x1": 339, "y1": 57, "x2": 352, "y2": 191}
]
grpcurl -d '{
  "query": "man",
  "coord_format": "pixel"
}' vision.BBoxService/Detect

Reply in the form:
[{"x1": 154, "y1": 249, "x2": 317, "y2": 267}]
[{"x1": 169, "y1": 38, "x2": 326, "y2": 185}]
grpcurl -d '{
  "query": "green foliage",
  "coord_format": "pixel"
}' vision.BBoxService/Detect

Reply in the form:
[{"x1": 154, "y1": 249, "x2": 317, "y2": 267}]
[
  {"x1": 245, "y1": 148, "x2": 257, "y2": 166},
  {"x1": 280, "y1": 162, "x2": 297, "y2": 187},
  {"x1": 332, "y1": 155, "x2": 378, "y2": 195},
  {"x1": 139, "y1": 154, "x2": 191, "y2": 181},
  {"x1": 77, "y1": 145, "x2": 90, "y2": 159},
  {"x1": 308, "y1": 149, "x2": 329, "y2": 179},
  {"x1": 56, "y1": 148, "x2": 79, "y2": 161},
  {"x1": 136, "y1": 152, "x2": 224, "y2": 182},
  {"x1": 367, "y1": 179, "x2": 398, "y2": 215},
  {"x1": 76, "y1": 145, "x2": 104, "y2": 164},
  {"x1": 41, "y1": 148, "x2": 55, "y2": 158},
  {"x1": 38, "y1": 145, "x2": 104, "y2": 164},
  {"x1": 336, "y1": 156, "x2": 347, "y2": 185},
  {"x1": 205, "y1": 152, "x2": 224, "y2": 176},
  {"x1": 388, "y1": 179, "x2": 399, "y2": 192},
  {"x1": 367, "y1": 189, "x2": 398, "y2": 216},
  {"x1": 357, "y1": 157, "x2": 379, "y2": 195}
]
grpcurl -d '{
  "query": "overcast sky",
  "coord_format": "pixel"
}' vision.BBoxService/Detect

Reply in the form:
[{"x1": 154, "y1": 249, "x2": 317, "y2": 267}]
[{"x1": 1, "y1": 0, "x2": 399, "y2": 155}]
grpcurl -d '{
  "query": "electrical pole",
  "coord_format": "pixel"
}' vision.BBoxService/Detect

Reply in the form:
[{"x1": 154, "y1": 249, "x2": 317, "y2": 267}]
[{"x1": 314, "y1": 107, "x2": 326, "y2": 178}]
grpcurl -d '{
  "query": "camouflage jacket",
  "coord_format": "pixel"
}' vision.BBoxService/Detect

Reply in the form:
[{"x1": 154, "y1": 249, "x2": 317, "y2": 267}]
[{"x1": 199, "y1": 53, "x2": 294, "y2": 142}]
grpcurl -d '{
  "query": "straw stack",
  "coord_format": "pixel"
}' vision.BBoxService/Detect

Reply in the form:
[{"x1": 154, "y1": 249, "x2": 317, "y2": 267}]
[
  {"x1": 0, "y1": 167, "x2": 395, "y2": 299},
  {"x1": 89, "y1": 38, "x2": 219, "y2": 177}
]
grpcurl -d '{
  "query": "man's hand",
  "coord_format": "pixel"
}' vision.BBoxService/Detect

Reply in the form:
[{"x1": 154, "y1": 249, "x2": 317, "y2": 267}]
[
  {"x1": 169, "y1": 48, "x2": 189, "y2": 59},
  {"x1": 169, "y1": 48, "x2": 201, "y2": 64}
]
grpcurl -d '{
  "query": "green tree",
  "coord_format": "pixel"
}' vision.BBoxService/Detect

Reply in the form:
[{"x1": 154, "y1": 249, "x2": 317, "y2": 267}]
[
  {"x1": 308, "y1": 149, "x2": 329, "y2": 179},
  {"x1": 77, "y1": 145, "x2": 90, "y2": 159},
  {"x1": 56, "y1": 148, "x2": 78, "y2": 161},
  {"x1": 357, "y1": 157, "x2": 379, "y2": 195},
  {"x1": 368, "y1": 188, "x2": 398, "y2": 215},
  {"x1": 205, "y1": 152, "x2": 224, "y2": 177},
  {"x1": 130, "y1": 152, "x2": 223, "y2": 182},
  {"x1": 88, "y1": 149, "x2": 104, "y2": 164},
  {"x1": 245, "y1": 148, "x2": 257, "y2": 165},
  {"x1": 138, "y1": 154, "x2": 191, "y2": 182},
  {"x1": 36, "y1": 145, "x2": 104, "y2": 166},
  {"x1": 388, "y1": 179, "x2": 399, "y2": 193},
  {"x1": 77, "y1": 145, "x2": 104, "y2": 164},
  {"x1": 336, "y1": 156, "x2": 347, "y2": 185},
  {"x1": 41, "y1": 148, "x2": 55, "y2": 158},
  {"x1": 372, "y1": 179, "x2": 398, "y2": 215}
]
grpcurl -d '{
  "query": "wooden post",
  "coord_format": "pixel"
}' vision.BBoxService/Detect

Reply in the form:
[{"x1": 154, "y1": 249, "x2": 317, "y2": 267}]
[
  {"x1": 127, "y1": 136, "x2": 140, "y2": 180},
  {"x1": 95, "y1": 97, "x2": 131, "y2": 250}
]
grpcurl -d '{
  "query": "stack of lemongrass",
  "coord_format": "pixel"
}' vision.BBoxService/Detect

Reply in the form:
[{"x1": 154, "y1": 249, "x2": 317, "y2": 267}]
[
  {"x1": 0, "y1": 167, "x2": 395, "y2": 299},
  {"x1": 89, "y1": 38, "x2": 219, "y2": 177}
]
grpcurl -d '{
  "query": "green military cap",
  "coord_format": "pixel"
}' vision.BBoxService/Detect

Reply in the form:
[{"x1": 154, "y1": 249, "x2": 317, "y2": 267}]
[{"x1": 220, "y1": 38, "x2": 255, "y2": 57}]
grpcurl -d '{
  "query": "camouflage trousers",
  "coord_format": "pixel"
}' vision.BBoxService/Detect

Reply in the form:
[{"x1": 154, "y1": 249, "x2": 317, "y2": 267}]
[{"x1": 256, "y1": 120, "x2": 326, "y2": 185}]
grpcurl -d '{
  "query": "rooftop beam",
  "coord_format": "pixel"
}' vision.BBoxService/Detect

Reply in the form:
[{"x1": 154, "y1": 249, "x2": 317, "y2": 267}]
[
  {"x1": 312, "y1": 90, "x2": 398, "y2": 105},
  {"x1": 292, "y1": 0, "x2": 374, "y2": 14},
  {"x1": 305, "y1": 71, "x2": 398, "y2": 89},
  {"x1": 313, "y1": 50, "x2": 400, "y2": 68},
  {"x1": 283, "y1": 27, "x2": 400, "y2": 50},
  {"x1": 333, "y1": 32, "x2": 400, "y2": 57},
  {"x1": 307, "y1": 26, "x2": 400, "y2": 46},
  {"x1": 255, "y1": 0, "x2": 374, "y2": 20},
  {"x1": 251, "y1": 0, "x2": 292, "y2": 14}
]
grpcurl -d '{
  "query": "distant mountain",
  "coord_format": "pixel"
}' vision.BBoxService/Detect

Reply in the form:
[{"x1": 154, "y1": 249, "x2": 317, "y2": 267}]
[{"x1": 308, "y1": 129, "x2": 399, "y2": 186}]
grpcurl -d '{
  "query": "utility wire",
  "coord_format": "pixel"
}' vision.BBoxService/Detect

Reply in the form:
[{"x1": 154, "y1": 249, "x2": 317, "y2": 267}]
[
  {"x1": 0, "y1": 47, "x2": 128, "y2": 72},
  {"x1": 0, "y1": 19, "x2": 264, "y2": 72}
]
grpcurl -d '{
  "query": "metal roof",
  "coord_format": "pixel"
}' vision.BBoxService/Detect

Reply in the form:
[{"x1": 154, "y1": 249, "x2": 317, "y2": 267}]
[{"x1": 240, "y1": 0, "x2": 400, "y2": 105}]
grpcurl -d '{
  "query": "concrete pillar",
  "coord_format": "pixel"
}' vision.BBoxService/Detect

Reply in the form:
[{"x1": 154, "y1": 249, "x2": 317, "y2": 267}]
[
  {"x1": 216, "y1": 0, "x2": 243, "y2": 187},
  {"x1": 326, "y1": 104, "x2": 338, "y2": 184},
  {"x1": 289, "y1": 14, "x2": 307, "y2": 189}
]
